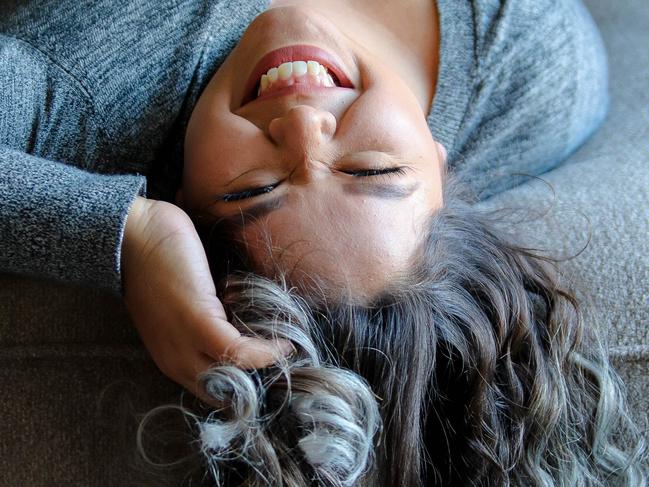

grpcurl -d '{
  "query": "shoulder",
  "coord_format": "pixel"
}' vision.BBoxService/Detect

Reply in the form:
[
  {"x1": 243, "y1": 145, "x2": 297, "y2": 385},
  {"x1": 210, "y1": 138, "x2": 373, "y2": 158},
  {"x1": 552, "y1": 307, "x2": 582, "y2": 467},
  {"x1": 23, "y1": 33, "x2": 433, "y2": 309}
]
[
  {"x1": 471, "y1": 0, "x2": 607, "y2": 84},
  {"x1": 0, "y1": 0, "x2": 215, "y2": 99},
  {"x1": 0, "y1": 34, "x2": 104, "y2": 167},
  {"x1": 1, "y1": 0, "x2": 269, "y2": 166},
  {"x1": 450, "y1": 0, "x2": 609, "y2": 198}
]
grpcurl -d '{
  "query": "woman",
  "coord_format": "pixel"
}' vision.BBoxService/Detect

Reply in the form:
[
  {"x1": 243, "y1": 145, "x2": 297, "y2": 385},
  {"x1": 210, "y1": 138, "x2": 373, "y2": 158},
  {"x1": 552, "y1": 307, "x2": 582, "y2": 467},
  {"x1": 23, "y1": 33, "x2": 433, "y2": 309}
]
[{"x1": 1, "y1": 0, "x2": 643, "y2": 484}]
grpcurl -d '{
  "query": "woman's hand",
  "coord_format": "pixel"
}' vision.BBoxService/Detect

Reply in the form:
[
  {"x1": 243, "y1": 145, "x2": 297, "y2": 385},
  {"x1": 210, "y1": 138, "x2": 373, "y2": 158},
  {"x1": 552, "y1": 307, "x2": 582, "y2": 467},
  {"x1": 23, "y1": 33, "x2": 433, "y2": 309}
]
[{"x1": 121, "y1": 197, "x2": 291, "y2": 406}]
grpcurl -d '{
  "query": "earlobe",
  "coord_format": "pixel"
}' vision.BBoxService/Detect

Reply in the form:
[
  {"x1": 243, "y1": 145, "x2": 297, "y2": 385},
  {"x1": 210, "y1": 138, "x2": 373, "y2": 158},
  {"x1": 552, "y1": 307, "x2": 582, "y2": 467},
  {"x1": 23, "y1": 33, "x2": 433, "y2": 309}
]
[
  {"x1": 437, "y1": 141, "x2": 447, "y2": 161},
  {"x1": 435, "y1": 141, "x2": 448, "y2": 169}
]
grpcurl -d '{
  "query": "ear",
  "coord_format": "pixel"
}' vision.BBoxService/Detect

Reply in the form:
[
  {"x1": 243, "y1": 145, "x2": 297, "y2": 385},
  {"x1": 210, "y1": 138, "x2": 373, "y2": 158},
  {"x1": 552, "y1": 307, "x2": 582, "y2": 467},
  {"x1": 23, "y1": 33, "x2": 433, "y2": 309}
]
[
  {"x1": 435, "y1": 140, "x2": 448, "y2": 170},
  {"x1": 175, "y1": 188, "x2": 184, "y2": 207}
]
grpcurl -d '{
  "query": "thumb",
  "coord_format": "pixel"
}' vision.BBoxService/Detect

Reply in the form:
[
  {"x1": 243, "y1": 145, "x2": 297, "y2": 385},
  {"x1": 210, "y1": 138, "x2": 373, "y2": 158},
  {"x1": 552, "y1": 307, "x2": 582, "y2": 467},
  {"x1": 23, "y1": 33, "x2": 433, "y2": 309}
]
[{"x1": 193, "y1": 295, "x2": 295, "y2": 369}]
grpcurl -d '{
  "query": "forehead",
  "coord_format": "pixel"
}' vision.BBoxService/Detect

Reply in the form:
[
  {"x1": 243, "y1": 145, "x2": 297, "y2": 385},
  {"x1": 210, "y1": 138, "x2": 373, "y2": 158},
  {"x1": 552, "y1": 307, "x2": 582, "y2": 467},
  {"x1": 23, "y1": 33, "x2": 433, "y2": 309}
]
[{"x1": 236, "y1": 183, "x2": 433, "y2": 298}]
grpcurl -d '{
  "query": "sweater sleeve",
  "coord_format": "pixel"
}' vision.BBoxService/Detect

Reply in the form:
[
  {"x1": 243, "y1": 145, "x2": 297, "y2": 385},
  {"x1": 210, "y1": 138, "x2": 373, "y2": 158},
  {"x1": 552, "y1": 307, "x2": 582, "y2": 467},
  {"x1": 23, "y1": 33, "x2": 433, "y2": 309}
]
[
  {"x1": 0, "y1": 146, "x2": 146, "y2": 294},
  {"x1": 0, "y1": 36, "x2": 147, "y2": 295}
]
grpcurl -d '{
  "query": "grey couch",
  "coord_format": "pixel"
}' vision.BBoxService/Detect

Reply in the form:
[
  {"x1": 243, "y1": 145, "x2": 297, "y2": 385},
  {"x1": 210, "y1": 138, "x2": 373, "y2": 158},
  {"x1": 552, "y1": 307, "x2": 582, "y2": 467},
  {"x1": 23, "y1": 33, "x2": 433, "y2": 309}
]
[{"x1": 1, "y1": 0, "x2": 647, "y2": 485}]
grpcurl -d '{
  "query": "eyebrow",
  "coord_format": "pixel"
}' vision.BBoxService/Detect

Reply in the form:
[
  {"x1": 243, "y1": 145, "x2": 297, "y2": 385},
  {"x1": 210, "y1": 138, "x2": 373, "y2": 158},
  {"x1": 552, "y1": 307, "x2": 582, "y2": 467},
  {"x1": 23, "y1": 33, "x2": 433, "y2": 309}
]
[{"x1": 216, "y1": 181, "x2": 421, "y2": 228}]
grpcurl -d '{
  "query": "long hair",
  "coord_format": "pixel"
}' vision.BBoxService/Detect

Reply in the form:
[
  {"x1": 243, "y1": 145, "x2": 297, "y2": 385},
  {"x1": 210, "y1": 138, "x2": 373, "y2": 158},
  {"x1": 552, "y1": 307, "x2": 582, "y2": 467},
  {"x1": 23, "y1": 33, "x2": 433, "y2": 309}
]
[{"x1": 137, "y1": 177, "x2": 646, "y2": 486}]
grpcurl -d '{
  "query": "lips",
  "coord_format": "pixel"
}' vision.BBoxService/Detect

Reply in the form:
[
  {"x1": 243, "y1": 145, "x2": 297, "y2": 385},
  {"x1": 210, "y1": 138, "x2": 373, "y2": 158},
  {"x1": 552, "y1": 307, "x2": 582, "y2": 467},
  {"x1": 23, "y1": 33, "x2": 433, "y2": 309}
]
[{"x1": 240, "y1": 44, "x2": 355, "y2": 106}]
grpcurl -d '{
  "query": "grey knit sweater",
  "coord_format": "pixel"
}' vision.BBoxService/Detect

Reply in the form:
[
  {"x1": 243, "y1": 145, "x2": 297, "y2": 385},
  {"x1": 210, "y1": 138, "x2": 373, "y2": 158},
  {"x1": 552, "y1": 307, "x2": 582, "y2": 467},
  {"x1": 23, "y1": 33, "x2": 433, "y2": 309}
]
[{"x1": 0, "y1": 0, "x2": 607, "y2": 295}]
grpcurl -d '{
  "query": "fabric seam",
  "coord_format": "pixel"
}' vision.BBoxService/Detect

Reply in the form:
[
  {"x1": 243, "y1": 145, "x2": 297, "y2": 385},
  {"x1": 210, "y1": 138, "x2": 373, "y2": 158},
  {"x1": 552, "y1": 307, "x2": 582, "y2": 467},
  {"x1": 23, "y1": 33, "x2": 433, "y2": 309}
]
[{"x1": 1, "y1": 33, "x2": 117, "y2": 149}]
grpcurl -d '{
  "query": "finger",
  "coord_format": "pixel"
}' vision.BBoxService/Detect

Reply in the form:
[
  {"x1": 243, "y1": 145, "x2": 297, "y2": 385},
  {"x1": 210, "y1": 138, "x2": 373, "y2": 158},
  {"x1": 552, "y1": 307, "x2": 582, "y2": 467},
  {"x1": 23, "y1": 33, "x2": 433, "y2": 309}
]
[
  {"x1": 207, "y1": 335, "x2": 295, "y2": 370},
  {"x1": 195, "y1": 316, "x2": 294, "y2": 369},
  {"x1": 191, "y1": 317, "x2": 244, "y2": 357},
  {"x1": 187, "y1": 292, "x2": 295, "y2": 367}
]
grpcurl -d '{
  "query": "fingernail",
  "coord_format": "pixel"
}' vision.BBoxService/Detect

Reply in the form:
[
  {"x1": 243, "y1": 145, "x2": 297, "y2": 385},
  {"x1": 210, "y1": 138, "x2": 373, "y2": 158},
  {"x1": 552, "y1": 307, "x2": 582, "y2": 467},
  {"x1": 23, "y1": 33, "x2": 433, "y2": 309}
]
[{"x1": 276, "y1": 339, "x2": 296, "y2": 359}]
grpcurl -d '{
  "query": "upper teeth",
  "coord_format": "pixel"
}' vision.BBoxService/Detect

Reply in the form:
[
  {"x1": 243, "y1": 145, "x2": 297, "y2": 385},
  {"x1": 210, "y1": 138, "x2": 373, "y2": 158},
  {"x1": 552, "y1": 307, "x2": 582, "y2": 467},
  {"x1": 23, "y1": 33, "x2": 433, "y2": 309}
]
[{"x1": 258, "y1": 60, "x2": 336, "y2": 96}]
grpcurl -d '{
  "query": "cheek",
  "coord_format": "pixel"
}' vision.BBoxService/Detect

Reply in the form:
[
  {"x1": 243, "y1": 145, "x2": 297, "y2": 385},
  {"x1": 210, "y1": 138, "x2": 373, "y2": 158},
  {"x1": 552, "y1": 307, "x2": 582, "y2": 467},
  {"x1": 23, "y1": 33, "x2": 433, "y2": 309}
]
[
  {"x1": 186, "y1": 112, "x2": 257, "y2": 169},
  {"x1": 183, "y1": 115, "x2": 269, "y2": 206},
  {"x1": 341, "y1": 85, "x2": 433, "y2": 154}
]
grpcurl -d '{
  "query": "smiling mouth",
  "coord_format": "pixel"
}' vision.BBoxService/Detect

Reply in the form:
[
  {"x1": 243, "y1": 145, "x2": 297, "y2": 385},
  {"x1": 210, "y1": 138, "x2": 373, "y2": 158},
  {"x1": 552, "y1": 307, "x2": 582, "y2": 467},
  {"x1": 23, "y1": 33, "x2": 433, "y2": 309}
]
[
  {"x1": 257, "y1": 60, "x2": 339, "y2": 97},
  {"x1": 241, "y1": 45, "x2": 354, "y2": 106}
]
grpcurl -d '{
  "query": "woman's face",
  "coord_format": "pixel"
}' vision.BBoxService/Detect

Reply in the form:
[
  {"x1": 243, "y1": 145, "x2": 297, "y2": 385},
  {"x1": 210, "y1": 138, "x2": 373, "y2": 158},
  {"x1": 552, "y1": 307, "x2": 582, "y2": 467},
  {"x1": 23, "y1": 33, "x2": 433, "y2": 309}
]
[{"x1": 179, "y1": 3, "x2": 445, "y2": 300}]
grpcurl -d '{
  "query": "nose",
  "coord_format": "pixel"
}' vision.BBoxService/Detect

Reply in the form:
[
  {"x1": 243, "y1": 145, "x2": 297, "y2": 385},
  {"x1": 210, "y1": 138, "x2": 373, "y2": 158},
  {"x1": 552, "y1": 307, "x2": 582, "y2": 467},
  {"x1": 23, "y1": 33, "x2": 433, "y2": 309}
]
[{"x1": 268, "y1": 105, "x2": 337, "y2": 155}]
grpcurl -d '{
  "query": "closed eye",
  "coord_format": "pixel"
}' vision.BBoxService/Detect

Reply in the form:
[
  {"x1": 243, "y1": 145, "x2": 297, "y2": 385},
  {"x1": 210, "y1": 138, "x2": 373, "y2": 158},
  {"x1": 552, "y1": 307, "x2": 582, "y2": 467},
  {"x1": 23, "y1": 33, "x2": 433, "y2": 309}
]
[
  {"x1": 341, "y1": 166, "x2": 409, "y2": 177},
  {"x1": 219, "y1": 166, "x2": 411, "y2": 202},
  {"x1": 221, "y1": 183, "x2": 279, "y2": 202}
]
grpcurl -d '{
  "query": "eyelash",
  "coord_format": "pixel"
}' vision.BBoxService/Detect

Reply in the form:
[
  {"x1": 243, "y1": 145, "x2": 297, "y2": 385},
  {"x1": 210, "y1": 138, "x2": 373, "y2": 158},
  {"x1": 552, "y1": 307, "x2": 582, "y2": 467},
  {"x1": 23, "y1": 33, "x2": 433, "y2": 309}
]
[
  {"x1": 222, "y1": 184, "x2": 277, "y2": 202},
  {"x1": 221, "y1": 166, "x2": 410, "y2": 202}
]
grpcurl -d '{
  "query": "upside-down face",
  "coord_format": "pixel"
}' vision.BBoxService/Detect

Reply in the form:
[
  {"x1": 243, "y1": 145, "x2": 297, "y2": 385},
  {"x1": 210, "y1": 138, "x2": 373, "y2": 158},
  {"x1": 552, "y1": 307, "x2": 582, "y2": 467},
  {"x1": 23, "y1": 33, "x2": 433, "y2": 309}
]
[{"x1": 179, "y1": 3, "x2": 445, "y2": 301}]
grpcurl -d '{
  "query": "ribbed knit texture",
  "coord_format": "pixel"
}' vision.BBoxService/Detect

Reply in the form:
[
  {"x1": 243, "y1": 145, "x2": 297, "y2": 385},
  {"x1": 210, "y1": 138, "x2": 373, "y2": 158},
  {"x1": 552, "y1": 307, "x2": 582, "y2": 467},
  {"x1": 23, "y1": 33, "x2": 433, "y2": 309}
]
[{"x1": 1, "y1": 0, "x2": 607, "y2": 294}]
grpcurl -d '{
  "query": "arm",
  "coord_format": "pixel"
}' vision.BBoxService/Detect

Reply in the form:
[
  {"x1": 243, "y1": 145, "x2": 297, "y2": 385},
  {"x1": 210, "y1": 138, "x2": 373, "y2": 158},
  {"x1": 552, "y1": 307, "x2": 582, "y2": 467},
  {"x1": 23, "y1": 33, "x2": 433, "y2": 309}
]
[
  {"x1": 0, "y1": 33, "x2": 290, "y2": 403},
  {"x1": 0, "y1": 98, "x2": 290, "y2": 409},
  {"x1": 121, "y1": 196, "x2": 294, "y2": 404},
  {"x1": 0, "y1": 35, "x2": 147, "y2": 294},
  {"x1": 0, "y1": 145, "x2": 145, "y2": 294}
]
